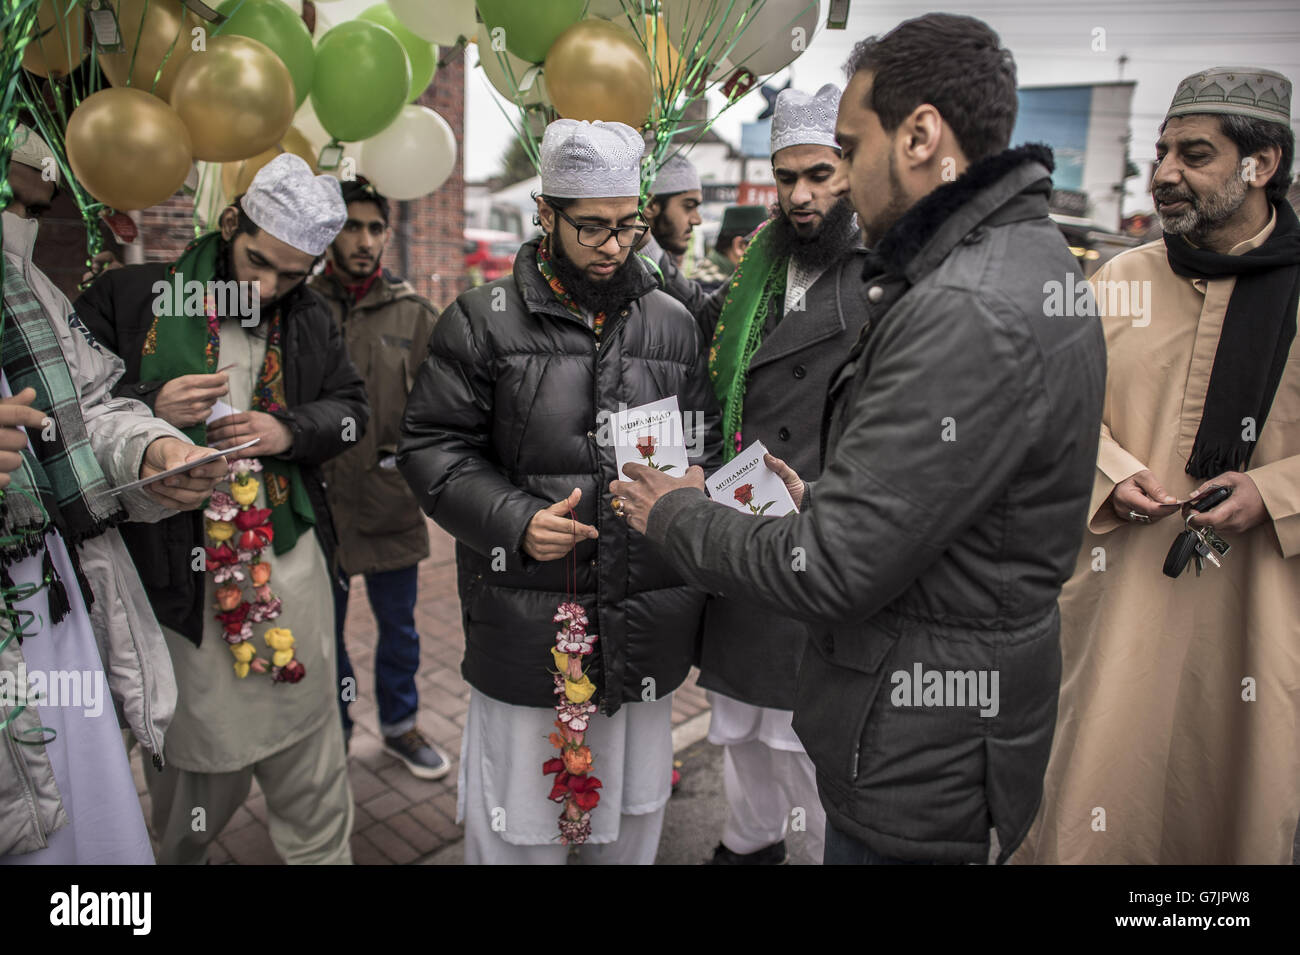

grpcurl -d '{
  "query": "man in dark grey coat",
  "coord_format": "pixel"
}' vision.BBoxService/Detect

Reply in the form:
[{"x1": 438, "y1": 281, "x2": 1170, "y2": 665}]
[
  {"x1": 685, "y1": 83, "x2": 870, "y2": 867},
  {"x1": 612, "y1": 13, "x2": 1106, "y2": 865},
  {"x1": 399, "y1": 119, "x2": 720, "y2": 864}
]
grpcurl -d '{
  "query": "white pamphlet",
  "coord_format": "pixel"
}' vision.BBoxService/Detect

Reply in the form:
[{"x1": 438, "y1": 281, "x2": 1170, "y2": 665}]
[
  {"x1": 610, "y1": 395, "x2": 689, "y2": 479},
  {"x1": 705, "y1": 440, "x2": 797, "y2": 517}
]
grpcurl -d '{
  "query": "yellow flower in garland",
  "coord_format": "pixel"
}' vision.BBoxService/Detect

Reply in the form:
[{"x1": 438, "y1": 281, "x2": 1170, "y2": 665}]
[
  {"x1": 551, "y1": 647, "x2": 569, "y2": 672},
  {"x1": 264, "y1": 628, "x2": 294, "y2": 651},
  {"x1": 231, "y1": 641, "x2": 256, "y2": 663},
  {"x1": 234, "y1": 661, "x2": 250, "y2": 679},
  {"x1": 206, "y1": 519, "x2": 235, "y2": 542},
  {"x1": 565, "y1": 674, "x2": 596, "y2": 704},
  {"x1": 265, "y1": 628, "x2": 295, "y2": 668},
  {"x1": 231, "y1": 478, "x2": 260, "y2": 507}
]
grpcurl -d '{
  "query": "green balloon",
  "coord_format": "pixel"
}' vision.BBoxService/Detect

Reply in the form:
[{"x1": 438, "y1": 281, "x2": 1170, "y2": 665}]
[
  {"x1": 476, "y1": 0, "x2": 587, "y2": 64},
  {"x1": 311, "y1": 21, "x2": 410, "y2": 143},
  {"x1": 359, "y1": 4, "x2": 437, "y2": 103},
  {"x1": 215, "y1": 0, "x2": 315, "y2": 109}
]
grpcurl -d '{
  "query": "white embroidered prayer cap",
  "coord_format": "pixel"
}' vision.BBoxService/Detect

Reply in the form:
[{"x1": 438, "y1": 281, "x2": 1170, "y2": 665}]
[
  {"x1": 10, "y1": 123, "x2": 58, "y2": 185},
  {"x1": 770, "y1": 83, "x2": 843, "y2": 156},
  {"x1": 651, "y1": 153, "x2": 701, "y2": 196},
  {"x1": 239, "y1": 153, "x2": 346, "y2": 256},
  {"x1": 540, "y1": 119, "x2": 644, "y2": 198}
]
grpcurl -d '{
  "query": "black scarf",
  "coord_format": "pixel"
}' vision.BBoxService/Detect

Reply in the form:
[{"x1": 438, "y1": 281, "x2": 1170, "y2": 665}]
[{"x1": 1164, "y1": 200, "x2": 1300, "y2": 478}]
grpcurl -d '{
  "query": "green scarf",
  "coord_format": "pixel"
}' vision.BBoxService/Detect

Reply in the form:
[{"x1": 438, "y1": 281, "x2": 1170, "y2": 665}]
[
  {"x1": 707, "y1": 220, "x2": 786, "y2": 462},
  {"x1": 139, "y1": 232, "x2": 313, "y2": 555}
]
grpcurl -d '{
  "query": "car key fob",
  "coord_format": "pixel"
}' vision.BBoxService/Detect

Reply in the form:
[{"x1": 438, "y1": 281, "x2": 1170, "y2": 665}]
[{"x1": 1190, "y1": 485, "x2": 1231, "y2": 512}]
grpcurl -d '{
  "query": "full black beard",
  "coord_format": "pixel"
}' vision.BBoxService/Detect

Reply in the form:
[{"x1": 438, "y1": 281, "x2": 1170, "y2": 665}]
[
  {"x1": 548, "y1": 233, "x2": 641, "y2": 316},
  {"x1": 768, "y1": 197, "x2": 859, "y2": 268}
]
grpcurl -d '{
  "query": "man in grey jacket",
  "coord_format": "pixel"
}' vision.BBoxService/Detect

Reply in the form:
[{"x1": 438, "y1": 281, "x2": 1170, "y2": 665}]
[
  {"x1": 1, "y1": 126, "x2": 224, "y2": 862},
  {"x1": 612, "y1": 14, "x2": 1107, "y2": 864}
]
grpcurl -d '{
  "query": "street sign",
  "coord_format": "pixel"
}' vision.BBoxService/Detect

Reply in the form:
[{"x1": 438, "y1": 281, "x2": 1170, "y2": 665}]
[{"x1": 738, "y1": 183, "x2": 778, "y2": 207}]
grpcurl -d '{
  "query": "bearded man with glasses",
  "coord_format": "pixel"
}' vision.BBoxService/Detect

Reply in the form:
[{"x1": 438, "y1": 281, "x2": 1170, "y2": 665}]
[{"x1": 398, "y1": 119, "x2": 721, "y2": 864}]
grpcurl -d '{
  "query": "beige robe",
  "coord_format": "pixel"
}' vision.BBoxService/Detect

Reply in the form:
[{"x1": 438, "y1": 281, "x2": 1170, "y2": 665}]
[
  {"x1": 160, "y1": 320, "x2": 337, "y2": 773},
  {"x1": 1013, "y1": 210, "x2": 1300, "y2": 864}
]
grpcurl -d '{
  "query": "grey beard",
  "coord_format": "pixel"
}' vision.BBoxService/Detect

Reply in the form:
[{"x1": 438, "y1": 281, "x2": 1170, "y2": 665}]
[{"x1": 1156, "y1": 174, "x2": 1249, "y2": 239}]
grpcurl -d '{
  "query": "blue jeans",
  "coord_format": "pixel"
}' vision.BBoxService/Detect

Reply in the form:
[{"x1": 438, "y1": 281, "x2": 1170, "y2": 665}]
[
  {"x1": 333, "y1": 563, "x2": 421, "y2": 738},
  {"x1": 823, "y1": 821, "x2": 939, "y2": 865}
]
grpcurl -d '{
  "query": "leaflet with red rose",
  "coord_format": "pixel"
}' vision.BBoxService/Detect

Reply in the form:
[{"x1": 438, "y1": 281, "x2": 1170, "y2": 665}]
[
  {"x1": 610, "y1": 395, "x2": 689, "y2": 479},
  {"x1": 705, "y1": 440, "x2": 797, "y2": 517}
]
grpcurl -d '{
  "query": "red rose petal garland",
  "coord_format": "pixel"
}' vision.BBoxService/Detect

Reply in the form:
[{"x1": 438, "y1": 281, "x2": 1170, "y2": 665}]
[
  {"x1": 542, "y1": 508, "x2": 602, "y2": 845},
  {"x1": 203, "y1": 459, "x2": 302, "y2": 682}
]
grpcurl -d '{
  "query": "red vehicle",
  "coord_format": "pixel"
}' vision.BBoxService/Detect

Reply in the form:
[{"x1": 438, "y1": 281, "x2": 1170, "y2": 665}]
[{"x1": 464, "y1": 228, "x2": 521, "y2": 285}]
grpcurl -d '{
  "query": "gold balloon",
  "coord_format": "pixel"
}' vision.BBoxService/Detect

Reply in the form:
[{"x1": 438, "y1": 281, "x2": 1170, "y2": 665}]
[
  {"x1": 545, "y1": 19, "x2": 653, "y2": 128},
  {"x1": 66, "y1": 87, "x2": 194, "y2": 210},
  {"x1": 22, "y1": 0, "x2": 87, "y2": 79},
  {"x1": 221, "y1": 126, "x2": 319, "y2": 198},
  {"x1": 616, "y1": 15, "x2": 680, "y2": 90},
  {"x1": 99, "y1": 0, "x2": 204, "y2": 102},
  {"x1": 169, "y1": 34, "x2": 295, "y2": 163}
]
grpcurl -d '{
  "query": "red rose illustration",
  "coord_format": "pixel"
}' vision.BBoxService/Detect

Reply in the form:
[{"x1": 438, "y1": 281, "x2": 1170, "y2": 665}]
[
  {"x1": 635, "y1": 435, "x2": 656, "y2": 459},
  {"x1": 734, "y1": 484, "x2": 755, "y2": 506}
]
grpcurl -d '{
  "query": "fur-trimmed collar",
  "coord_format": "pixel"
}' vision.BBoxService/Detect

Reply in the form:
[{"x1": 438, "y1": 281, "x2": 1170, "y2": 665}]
[{"x1": 873, "y1": 143, "x2": 1055, "y2": 275}]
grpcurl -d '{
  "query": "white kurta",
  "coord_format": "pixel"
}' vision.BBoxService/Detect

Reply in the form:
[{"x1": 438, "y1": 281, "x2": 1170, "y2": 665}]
[
  {"x1": 458, "y1": 688, "x2": 674, "y2": 848},
  {"x1": 0, "y1": 373, "x2": 152, "y2": 865},
  {"x1": 160, "y1": 321, "x2": 336, "y2": 773}
]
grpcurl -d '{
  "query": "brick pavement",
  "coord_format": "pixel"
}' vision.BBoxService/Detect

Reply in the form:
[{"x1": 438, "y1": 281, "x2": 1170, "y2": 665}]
[{"x1": 131, "y1": 520, "x2": 713, "y2": 864}]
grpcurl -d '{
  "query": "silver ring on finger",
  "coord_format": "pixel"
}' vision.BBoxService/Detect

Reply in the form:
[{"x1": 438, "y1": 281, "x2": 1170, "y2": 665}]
[{"x1": 1128, "y1": 510, "x2": 1151, "y2": 524}]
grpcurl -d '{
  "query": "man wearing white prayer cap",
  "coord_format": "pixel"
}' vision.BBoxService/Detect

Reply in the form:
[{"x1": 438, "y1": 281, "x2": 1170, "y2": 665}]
[
  {"x1": 630, "y1": 83, "x2": 868, "y2": 866},
  {"x1": 643, "y1": 152, "x2": 704, "y2": 272},
  {"x1": 398, "y1": 118, "x2": 722, "y2": 864},
  {"x1": 76, "y1": 150, "x2": 369, "y2": 864}
]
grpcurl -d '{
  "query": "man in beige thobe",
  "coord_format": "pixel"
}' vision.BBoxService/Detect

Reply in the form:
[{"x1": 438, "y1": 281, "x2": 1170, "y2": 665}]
[{"x1": 1015, "y1": 67, "x2": 1300, "y2": 864}]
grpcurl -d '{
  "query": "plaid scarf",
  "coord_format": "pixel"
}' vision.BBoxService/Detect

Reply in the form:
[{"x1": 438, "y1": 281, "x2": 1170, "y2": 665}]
[{"x1": 0, "y1": 268, "x2": 124, "y2": 619}]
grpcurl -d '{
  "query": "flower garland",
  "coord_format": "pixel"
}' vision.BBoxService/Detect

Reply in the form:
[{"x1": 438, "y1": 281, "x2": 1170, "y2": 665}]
[
  {"x1": 544, "y1": 602, "x2": 601, "y2": 844},
  {"x1": 203, "y1": 459, "x2": 303, "y2": 683},
  {"x1": 541, "y1": 507, "x2": 602, "y2": 845}
]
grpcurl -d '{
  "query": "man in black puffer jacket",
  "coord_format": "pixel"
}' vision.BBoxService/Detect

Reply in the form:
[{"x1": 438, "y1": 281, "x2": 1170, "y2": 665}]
[{"x1": 399, "y1": 119, "x2": 721, "y2": 864}]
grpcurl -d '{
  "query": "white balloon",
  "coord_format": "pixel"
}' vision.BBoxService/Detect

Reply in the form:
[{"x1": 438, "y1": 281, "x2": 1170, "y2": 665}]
[
  {"x1": 389, "y1": 0, "x2": 477, "y2": 45},
  {"x1": 360, "y1": 105, "x2": 456, "y2": 199},
  {"x1": 664, "y1": 0, "x2": 819, "y2": 77},
  {"x1": 475, "y1": 22, "x2": 548, "y2": 107},
  {"x1": 725, "y1": 0, "x2": 820, "y2": 77}
]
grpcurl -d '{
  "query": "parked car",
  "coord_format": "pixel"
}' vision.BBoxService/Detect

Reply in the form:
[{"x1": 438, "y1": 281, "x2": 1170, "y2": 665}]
[{"x1": 464, "y1": 228, "x2": 521, "y2": 285}]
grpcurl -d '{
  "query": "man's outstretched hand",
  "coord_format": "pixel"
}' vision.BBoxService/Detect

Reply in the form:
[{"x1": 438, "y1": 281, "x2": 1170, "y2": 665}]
[{"x1": 140, "y1": 437, "x2": 228, "y2": 510}]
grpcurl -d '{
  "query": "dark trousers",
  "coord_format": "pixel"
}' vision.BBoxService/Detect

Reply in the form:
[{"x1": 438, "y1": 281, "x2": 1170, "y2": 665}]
[
  {"x1": 333, "y1": 563, "x2": 422, "y2": 738},
  {"x1": 823, "y1": 820, "x2": 939, "y2": 865}
]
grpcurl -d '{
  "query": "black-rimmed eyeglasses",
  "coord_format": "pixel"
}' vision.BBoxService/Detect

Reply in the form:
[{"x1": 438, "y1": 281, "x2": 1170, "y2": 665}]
[{"x1": 549, "y1": 203, "x2": 649, "y2": 248}]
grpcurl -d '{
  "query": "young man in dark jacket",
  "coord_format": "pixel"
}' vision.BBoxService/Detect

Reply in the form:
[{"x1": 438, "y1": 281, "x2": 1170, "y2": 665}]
[
  {"x1": 75, "y1": 155, "x2": 369, "y2": 864},
  {"x1": 613, "y1": 13, "x2": 1107, "y2": 865},
  {"x1": 399, "y1": 119, "x2": 721, "y2": 864},
  {"x1": 312, "y1": 179, "x2": 446, "y2": 778}
]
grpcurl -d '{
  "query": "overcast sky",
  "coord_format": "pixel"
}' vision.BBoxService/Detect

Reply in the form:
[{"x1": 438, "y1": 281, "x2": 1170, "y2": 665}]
[{"x1": 326, "y1": 0, "x2": 1300, "y2": 213}]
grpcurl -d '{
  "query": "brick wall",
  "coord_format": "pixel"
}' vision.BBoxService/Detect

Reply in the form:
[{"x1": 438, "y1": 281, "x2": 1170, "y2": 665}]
[{"x1": 130, "y1": 47, "x2": 467, "y2": 310}]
